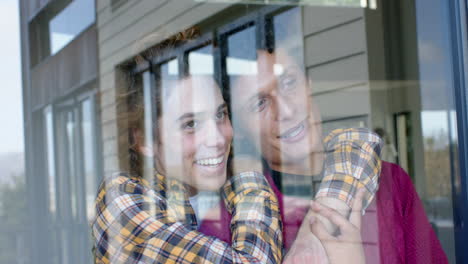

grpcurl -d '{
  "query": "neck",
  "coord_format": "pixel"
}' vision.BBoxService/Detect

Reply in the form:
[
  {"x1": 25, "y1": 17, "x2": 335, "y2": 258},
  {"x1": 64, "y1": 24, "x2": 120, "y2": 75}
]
[
  {"x1": 155, "y1": 166, "x2": 199, "y2": 197},
  {"x1": 268, "y1": 152, "x2": 324, "y2": 176},
  {"x1": 187, "y1": 185, "x2": 198, "y2": 197}
]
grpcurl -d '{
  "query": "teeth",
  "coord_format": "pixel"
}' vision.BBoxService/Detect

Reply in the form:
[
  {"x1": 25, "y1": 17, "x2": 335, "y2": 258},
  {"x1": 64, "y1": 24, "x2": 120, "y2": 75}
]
[
  {"x1": 196, "y1": 156, "x2": 223, "y2": 166},
  {"x1": 280, "y1": 123, "x2": 304, "y2": 139}
]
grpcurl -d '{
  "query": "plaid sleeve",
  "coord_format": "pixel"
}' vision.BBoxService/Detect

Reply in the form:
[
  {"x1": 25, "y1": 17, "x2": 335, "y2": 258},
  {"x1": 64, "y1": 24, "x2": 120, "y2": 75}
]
[
  {"x1": 92, "y1": 173, "x2": 282, "y2": 264},
  {"x1": 315, "y1": 128, "x2": 383, "y2": 210},
  {"x1": 222, "y1": 171, "x2": 283, "y2": 264}
]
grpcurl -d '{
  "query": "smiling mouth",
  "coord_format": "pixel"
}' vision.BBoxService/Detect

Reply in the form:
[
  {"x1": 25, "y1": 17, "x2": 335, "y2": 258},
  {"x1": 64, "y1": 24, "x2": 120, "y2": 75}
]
[
  {"x1": 195, "y1": 156, "x2": 224, "y2": 167},
  {"x1": 278, "y1": 119, "x2": 307, "y2": 141}
]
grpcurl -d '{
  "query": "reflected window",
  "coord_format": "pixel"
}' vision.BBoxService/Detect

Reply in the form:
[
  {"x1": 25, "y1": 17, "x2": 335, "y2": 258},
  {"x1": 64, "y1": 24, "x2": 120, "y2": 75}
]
[
  {"x1": 272, "y1": 7, "x2": 304, "y2": 64},
  {"x1": 226, "y1": 24, "x2": 257, "y2": 78},
  {"x1": 44, "y1": 106, "x2": 57, "y2": 215},
  {"x1": 65, "y1": 111, "x2": 78, "y2": 220},
  {"x1": 158, "y1": 58, "x2": 179, "y2": 92},
  {"x1": 49, "y1": 0, "x2": 95, "y2": 54},
  {"x1": 189, "y1": 45, "x2": 214, "y2": 75},
  {"x1": 81, "y1": 98, "x2": 98, "y2": 222}
]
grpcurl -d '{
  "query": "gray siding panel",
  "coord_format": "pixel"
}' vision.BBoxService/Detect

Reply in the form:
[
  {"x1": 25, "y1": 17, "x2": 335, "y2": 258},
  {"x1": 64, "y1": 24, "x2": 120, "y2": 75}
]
[
  {"x1": 304, "y1": 18, "x2": 366, "y2": 67},
  {"x1": 98, "y1": 2, "x2": 231, "y2": 73},
  {"x1": 302, "y1": 6, "x2": 363, "y2": 36},
  {"x1": 30, "y1": 26, "x2": 98, "y2": 108},
  {"x1": 97, "y1": 0, "x2": 167, "y2": 38},
  {"x1": 98, "y1": 0, "x2": 199, "y2": 61},
  {"x1": 302, "y1": 6, "x2": 370, "y2": 122},
  {"x1": 307, "y1": 53, "x2": 368, "y2": 94},
  {"x1": 315, "y1": 85, "x2": 371, "y2": 120}
]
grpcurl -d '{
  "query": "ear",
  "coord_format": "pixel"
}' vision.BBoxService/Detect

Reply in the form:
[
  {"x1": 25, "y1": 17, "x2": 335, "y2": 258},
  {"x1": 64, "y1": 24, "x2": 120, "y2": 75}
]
[{"x1": 131, "y1": 127, "x2": 156, "y2": 156}]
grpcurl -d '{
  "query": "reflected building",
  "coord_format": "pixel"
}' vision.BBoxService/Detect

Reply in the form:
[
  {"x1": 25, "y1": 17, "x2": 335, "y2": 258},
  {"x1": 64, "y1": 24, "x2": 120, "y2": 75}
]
[{"x1": 18, "y1": 0, "x2": 468, "y2": 263}]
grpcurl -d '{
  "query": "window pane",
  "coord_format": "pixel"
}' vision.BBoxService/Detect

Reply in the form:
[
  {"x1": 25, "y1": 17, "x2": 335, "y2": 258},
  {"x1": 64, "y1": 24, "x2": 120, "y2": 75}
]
[
  {"x1": 226, "y1": 25, "x2": 257, "y2": 77},
  {"x1": 189, "y1": 45, "x2": 214, "y2": 75},
  {"x1": 80, "y1": 98, "x2": 97, "y2": 223},
  {"x1": 273, "y1": 7, "x2": 304, "y2": 64},
  {"x1": 49, "y1": 0, "x2": 95, "y2": 54},
  {"x1": 19, "y1": 0, "x2": 468, "y2": 262},
  {"x1": 159, "y1": 58, "x2": 179, "y2": 92},
  {"x1": 44, "y1": 106, "x2": 57, "y2": 214},
  {"x1": 65, "y1": 111, "x2": 78, "y2": 220}
]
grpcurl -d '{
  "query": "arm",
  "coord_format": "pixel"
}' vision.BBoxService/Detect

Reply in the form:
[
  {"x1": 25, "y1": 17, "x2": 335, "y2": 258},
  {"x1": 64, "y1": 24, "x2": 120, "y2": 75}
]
[
  {"x1": 395, "y1": 166, "x2": 448, "y2": 263},
  {"x1": 284, "y1": 128, "x2": 382, "y2": 263},
  {"x1": 313, "y1": 128, "x2": 383, "y2": 234},
  {"x1": 309, "y1": 189, "x2": 366, "y2": 264},
  {"x1": 93, "y1": 172, "x2": 282, "y2": 264}
]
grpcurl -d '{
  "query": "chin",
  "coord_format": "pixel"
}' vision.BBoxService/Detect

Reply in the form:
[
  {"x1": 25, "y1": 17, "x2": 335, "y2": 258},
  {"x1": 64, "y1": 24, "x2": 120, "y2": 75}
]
[{"x1": 194, "y1": 174, "x2": 226, "y2": 191}]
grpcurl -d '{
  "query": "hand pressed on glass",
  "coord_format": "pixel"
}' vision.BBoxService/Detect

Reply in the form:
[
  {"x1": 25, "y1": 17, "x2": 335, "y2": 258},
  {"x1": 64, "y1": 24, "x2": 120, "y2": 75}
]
[{"x1": 310, "y1": 188, "x2": 366, "y2": 264}]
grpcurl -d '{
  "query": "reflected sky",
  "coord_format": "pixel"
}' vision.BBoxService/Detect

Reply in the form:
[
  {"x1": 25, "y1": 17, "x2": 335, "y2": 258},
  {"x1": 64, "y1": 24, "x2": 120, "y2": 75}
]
[
  {"x1": 421, "y1": 111, "x2": 457, "y2": 139},
  {"x1": 0, "y1": 0, "x2": 23, "y2": 155}
]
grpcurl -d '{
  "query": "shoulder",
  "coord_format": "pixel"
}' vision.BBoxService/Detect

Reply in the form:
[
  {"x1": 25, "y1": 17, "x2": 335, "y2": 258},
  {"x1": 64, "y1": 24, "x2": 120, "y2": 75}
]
[
  {"x1": 378, "y1": 162, "x2": 420, "y2": 214},
  {"x1": 96, "y1": 172, "x2": 156, "y2": 204},
  {"x1": 380, "y1": 162, "x2": 414, "y2": 192}
]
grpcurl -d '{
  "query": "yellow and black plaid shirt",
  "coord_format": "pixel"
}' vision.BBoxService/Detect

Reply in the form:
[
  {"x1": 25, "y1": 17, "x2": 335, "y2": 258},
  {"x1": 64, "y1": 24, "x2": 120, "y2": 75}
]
[
  {"x1": 92, "y1": 171, "x2": 282, "y2": 264},
  {"x1": 316, "y1": 127, "x2": 383, "y2": 209}
]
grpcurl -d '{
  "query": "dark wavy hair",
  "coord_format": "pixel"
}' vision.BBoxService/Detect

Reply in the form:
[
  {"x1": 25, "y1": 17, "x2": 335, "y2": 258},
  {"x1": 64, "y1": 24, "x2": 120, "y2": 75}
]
[
  {"x1": 116, "y1": 28, "x2": 202, "y2": 177},
  {"x1": 116, "y1": 27, "x2": 236, "y2": 177}
]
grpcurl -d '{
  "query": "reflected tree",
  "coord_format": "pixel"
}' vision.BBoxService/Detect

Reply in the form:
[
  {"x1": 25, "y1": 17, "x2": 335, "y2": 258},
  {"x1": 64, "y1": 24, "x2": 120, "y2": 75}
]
[{"x1": 0, "y1": 173, "x2": 30, "y2": 264}]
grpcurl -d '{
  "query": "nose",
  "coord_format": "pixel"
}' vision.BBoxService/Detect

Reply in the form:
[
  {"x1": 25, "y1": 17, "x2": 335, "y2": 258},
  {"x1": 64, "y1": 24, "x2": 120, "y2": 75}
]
[
  {"x1": 274, "y1": 95, "x2": 295, "y2": 121},
  {"x1": 204, "y1": 120, "x2": 227, "y2": 148}
]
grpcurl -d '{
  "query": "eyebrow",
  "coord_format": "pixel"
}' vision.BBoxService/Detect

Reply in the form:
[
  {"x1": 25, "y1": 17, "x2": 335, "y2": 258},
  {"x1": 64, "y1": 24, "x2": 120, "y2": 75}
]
[
  {"x1": 240, "y1": 66, "x2": 294, "y2": 103},
  {"x1": 176, "y1": 103, "x2": 227, "y2": 121},
  {"x1": 245, "y1": 92, "x2": 265, "y2": 106}
]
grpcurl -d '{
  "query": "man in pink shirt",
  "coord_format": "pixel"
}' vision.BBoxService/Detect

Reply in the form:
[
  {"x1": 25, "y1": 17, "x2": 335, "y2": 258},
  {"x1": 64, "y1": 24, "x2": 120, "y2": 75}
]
[{"x1": 200, "y1": 48, "x2": 448, "y2": 263}]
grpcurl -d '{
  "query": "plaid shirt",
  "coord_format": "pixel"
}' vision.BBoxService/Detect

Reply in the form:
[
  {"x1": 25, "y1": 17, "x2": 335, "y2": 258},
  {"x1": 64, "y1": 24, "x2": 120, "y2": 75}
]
[
  {"x1": 315, "y1": 128, "x2": 383, "y2": 210},
  {"x1": 92, "y1": 171, "x2": 282, "y2": 264}
]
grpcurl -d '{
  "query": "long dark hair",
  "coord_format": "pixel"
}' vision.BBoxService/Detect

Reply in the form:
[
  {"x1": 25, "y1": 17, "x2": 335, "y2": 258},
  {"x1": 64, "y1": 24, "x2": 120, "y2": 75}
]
[{"x1": 117, "y1": 27, "x2": 234, "y2": 177}]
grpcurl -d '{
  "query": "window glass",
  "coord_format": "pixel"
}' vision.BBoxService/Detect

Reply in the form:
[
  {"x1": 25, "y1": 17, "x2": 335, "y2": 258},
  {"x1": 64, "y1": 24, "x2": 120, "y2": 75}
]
[
  {"x1": 17, "y1": 0, "x2": 468, "y2": 263},
  {"x1": 81, "y1": 98, "x2": 97, "y2": 222},
  {"x1": 189, "y1": 45, "x2": 214, "y2": 75},
  {"x1": 226, "y1": 25, "x2": 257, "y2": 78},
  {"x1": 159, "y1": 58, "x2": 179, "y2": 92},
  {"x1": 49, "y1": 0, "x2": 95, "y2": 54},
  {"x1": 44, "y1": 106, "x2": 56, "y2": 214},
  {"x1": 65, "y1": 111, "x2": 78, "y2": 220}
]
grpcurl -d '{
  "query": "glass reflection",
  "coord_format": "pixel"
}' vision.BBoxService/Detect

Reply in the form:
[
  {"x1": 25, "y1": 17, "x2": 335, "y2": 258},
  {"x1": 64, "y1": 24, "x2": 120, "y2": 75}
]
[
  {"x1": 189, "y1": 45, "x2": 214, "y2": 75},
  {"x1": 81, "y1": 98, "x2": 98, "y2": 223},
  {"x1": 49, "y1": 0, "x2": 95, "y2": 54},
  {"x1": 44, "y1": 106, "x2": 56, "y2": 214}
]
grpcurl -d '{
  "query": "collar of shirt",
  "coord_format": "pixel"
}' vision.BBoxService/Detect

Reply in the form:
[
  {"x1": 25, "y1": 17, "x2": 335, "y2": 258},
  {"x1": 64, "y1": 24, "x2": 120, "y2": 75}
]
[{"x1": 138, "y1": 172, "x2": 199, "y2": 229}]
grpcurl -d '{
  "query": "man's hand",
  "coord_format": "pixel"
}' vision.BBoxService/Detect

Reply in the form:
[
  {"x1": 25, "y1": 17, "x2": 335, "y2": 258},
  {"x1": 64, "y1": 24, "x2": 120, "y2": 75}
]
[
  {"x1": 283, "y1": 213, "x2": 329, "y2": 264},
  {"x1": 310, "y1": 189, "x2": 366, "y2": 264},
  {"x1": 314, "y1": 196, "x2": 350, "y2": 235}
]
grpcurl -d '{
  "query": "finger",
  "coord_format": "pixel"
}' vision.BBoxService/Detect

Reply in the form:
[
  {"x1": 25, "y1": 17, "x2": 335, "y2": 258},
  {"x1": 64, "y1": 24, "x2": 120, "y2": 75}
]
[
  {"x1": 349, "y1": 188, "x2": 365, "y2": 229},
  {"x1": 310, "y1": 214, "x2": 337, "y2": 243},
  {"x1": 312, "y1": 201, "x2": 354, "y2": 233}
]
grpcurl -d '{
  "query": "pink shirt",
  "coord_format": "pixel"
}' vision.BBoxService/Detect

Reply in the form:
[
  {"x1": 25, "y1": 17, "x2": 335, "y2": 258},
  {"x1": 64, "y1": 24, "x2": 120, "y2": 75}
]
[{"x1": 198, "y1": 162, "x2": 448, "y2": 263}]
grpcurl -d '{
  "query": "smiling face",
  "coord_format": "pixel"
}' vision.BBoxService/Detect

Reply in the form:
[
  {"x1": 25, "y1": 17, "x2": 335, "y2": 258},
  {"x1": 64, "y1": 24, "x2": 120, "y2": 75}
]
[
  {"x1": 230, "y1": 50, "x2": 323, "y2": 173},
  {"x1": 154, "y1": 76, "x2": 232, "y2": 193}
]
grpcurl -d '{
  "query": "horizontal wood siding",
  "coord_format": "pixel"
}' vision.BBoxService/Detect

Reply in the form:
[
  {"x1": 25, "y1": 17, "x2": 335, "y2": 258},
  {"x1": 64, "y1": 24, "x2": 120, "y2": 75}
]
[
  {"x1": 97, "y1": 0, "x2": 233, "y2": 172},
  {"x1": 302, "y1": 6, "x2": 370, "y2": 121}
]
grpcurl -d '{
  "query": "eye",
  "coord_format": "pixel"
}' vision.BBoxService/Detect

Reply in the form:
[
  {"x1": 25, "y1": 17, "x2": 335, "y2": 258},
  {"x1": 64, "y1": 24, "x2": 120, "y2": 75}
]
[
  {"x1": 280, "y1": 74, "x2": 297, "y2": 92},
  {"x1": 215, "y1": 109, "x2": 228, "y2": 121},
  {"x1": 249, "y1": 97, "x2": 269, "y2": 113},
  {"x1": 181, "y1": 119, "x2": 198, "y2": 132}
]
